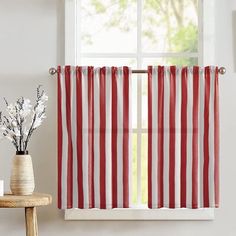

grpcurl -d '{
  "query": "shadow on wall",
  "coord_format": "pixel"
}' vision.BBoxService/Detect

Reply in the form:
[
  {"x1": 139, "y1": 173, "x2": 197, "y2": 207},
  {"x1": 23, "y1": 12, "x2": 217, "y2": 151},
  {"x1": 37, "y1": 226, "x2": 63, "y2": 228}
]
[{"x1": 232, "y1": 11, "x2": 236, "y2": 72}]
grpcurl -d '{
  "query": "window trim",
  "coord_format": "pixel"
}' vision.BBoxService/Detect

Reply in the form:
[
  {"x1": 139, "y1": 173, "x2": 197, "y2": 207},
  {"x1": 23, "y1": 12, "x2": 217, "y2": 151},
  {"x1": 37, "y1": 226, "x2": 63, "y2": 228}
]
[
  {"x1": 65, "y1": 208, "x2": 215, "y2": 221},
  {"x1": 63, "y1": 0, "x2": 216, "y2": 220}
]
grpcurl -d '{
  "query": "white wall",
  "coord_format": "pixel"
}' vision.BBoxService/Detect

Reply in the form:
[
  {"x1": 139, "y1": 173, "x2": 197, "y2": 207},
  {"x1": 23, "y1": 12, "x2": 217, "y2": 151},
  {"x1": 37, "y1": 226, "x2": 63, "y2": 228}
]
[{"x1": 0, "y1": 0, "x2": 235, "y2": 235}]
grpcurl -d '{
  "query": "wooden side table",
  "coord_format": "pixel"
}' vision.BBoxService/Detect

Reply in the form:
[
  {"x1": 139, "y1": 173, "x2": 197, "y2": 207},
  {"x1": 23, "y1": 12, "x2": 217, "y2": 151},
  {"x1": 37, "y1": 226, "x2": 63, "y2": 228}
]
[{"x1": 0, "y1": 193, "x2": 52, "y2": 236}]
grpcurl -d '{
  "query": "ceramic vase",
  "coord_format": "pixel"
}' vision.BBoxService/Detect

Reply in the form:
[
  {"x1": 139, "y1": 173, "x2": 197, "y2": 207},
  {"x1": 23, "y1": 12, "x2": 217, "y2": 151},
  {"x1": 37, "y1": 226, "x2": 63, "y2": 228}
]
[{"x1": 10, "y1": 151, "x2": 35, "y2": 195}]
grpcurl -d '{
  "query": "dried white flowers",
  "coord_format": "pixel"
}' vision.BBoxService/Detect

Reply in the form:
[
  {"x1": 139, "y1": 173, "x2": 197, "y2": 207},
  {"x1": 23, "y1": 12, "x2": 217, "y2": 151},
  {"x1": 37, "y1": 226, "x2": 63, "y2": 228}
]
[{"x1": 0, "y1": 86, "x2": 48, "y2": 152}]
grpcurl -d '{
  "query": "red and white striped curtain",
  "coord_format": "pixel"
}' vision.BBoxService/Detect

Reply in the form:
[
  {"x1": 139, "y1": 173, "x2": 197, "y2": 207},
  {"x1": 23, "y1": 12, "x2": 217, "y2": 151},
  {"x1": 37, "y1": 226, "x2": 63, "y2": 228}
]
[
  {"x1": 148, "y1": 66, "x2": 219, "y2": 209},
  {"x1": 57, "y1": 66, "x2": 132, "y2": 209}
]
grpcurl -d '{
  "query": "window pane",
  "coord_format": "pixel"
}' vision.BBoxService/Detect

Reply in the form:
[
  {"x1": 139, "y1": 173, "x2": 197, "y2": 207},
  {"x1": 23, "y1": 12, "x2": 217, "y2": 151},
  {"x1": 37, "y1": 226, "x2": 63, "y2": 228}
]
[
  {"x1": 81, "y1": 57, "x2": 137, "y2": 67},
  {"x1": 132, "y1": 133, "x2": 138, "y2": 205},
  {"x1": 132, "y1": 74, "x2": 138, "y2": 129},
  {"x1": 80, "y1": 0, "x2": 137, "y2": 53},
  {"x1": 142, "y1": 57, "x2": 198, "y2": 67},
  {"x1": 141, "y1": 74, "x2": 148, "y2": 129},
  {"x1": 141, "y1": 133, "x2": 148, "y2": 204},
  {"x1": 142, "y1": 0, "x2": 198, "y2": 53}
]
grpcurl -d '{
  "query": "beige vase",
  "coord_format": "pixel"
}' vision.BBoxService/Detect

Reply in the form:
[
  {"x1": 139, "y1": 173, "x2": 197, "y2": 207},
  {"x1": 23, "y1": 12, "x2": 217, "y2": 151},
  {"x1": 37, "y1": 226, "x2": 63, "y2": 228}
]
[{"x1": 10, "y1": 152, "x2": 35, "y2": 195}]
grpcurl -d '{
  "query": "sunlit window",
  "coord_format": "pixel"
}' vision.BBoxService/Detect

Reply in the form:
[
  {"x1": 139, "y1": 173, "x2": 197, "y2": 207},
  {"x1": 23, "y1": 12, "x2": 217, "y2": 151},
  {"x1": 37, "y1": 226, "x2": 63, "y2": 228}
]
[{"x1": 76, "y1": 0, "x2": 200, "y2": 206}]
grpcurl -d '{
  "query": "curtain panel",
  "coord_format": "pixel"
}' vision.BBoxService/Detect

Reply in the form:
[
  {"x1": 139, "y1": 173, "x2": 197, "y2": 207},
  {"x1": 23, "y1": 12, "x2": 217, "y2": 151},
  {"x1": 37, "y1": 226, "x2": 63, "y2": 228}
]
[
  {"x1": 57, "y1": 66, "x2": 132, "y2": 209},
  {"x1": 147, "y1": 66, "x2": 219, "y2": 209}
]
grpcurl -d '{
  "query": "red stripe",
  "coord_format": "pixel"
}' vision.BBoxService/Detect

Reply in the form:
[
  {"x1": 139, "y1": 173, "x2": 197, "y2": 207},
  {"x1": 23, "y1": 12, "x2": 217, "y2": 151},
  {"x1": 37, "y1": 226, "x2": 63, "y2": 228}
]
[
  {"x1": 57, "y1": 66, "x2": 62, "y2": 209},
  {"x1": 123, "y1": 66, "x2": 130, "y2": 208},
  {"x1": 180, "y1": 67, "x2": 188, "y2": 207},
  {"x1": 112, "y1": 67, "x2": 118, "y2": 208},
  {"x1": 76, "y1": 67, "x2": 84, "y2": 208},
  {"x1": 169, "y1": 66, "x2": 176, "y2": 208},
  {"x1": 192, "y1": 66, "x2": 199, "y2": 208},
  {"x1": 203, "y1": 66, "x2": 211, "y2": 207},
  {"x1": 158, "y1": 66, "x2": 164, "y2": 208},
  {"x1": 88, "y1": 67, "x2": 94, "y2": 208},
  {"x1": 65, "y1": 66, "x2": 73, "y2": 208},
  {"x1": 99, "y1": 67, "x2": 106, "y2": 209},
  {"x1": 91, "y1": 68, "x2": 95, "y2": 209},
  {"x1": 148, "y1": 66, "x2": 153, "y2": 208},
  {"x1": 214, "y1": 67, "x2": 220, "y2": 207}
]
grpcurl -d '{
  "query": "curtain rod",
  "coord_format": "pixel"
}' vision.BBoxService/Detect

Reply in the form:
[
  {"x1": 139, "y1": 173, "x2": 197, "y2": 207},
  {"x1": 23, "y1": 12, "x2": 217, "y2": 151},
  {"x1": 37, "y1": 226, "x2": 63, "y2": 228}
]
[{"x1": 48, "y1": 67, "x2": 226, "y2": 75}]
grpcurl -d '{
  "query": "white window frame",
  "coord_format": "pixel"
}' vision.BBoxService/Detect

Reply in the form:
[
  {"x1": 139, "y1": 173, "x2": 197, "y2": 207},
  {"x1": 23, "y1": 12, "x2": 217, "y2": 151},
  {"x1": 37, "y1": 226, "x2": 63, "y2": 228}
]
[{"x1": 63, "y1": 0, "x2": 216, "y2": 220}]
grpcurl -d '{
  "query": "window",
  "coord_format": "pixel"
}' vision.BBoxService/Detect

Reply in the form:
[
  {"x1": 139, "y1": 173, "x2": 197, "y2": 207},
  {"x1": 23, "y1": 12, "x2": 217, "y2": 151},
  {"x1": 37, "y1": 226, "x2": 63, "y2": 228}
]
[{"x1": 64, "y1": 0, "x2": 215, "y2": 220}]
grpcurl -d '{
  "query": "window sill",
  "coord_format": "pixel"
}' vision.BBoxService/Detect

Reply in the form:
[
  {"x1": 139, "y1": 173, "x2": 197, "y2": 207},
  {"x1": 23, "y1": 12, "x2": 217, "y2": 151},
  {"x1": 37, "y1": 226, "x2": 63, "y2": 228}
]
[{"x1": 65, "y1": 208, "x2": 215, "y2": 221}]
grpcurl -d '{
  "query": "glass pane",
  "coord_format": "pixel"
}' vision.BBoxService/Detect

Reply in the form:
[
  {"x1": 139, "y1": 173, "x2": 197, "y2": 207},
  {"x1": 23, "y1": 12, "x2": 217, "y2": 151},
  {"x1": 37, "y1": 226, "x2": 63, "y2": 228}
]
[
  {"x1": 132, "y1": 133, "x2": 138, "y2": 205},
  {"x1": 142, "y1": 57, "x2": 198, "y2": 67},
  {"x1": 142, "y1": 0, "x2": 198, "y2": 53},
  {"x1": 80, "y1": 0, "x2": 137, "y2": 53},
  {"x1": 80, "y1": 57, "x2": 137, "y2": 67},
  {"x1": 141, "y1": 133, "x2": 148, "y2": 204},
  {"x1": 132, "y1": 74, "x2": 138, "y2": 129},
  {"x1": 142, "y1": 74, "x2": 148, "y2": 129}
]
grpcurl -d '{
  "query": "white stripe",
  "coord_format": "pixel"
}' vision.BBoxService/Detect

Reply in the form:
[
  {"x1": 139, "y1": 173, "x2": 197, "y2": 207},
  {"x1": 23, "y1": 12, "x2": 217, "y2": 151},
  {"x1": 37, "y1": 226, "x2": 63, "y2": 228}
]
[
  {"x1": 208, "y1": 67, "x2": 215, "y2": 207},
  {"x1": 71, "y1": 67, "x2": 78, "y2": 208},
  {"x1": 175, "y1": 67, "x2": 181, "y2": 208},
  {"x1": 94, "y1": 68, "x2": 100, "y2": 208},
  {"x1": 151, "y1": 67, "x2": 158, "y2": 208},
  {"x1": 163, "y1": 67, "x2": 170, "y2": 207},
  {"x1": 199, "y1": 69, "x2": 205, "y2": 208},
  {"x1": 117, "y1": 68, "x2": 124, "y2": 207},
  {"x1": 82, "y1": 67, "x2": 89, "y2": 208},
  {"x1": 128, "y1": 68, "x2": 132, "y2": 207},
  {"x1": 105, "y1": 67, "x2": 112, "y2": 209},
  {"x1": 60, "y1": 68, "x2": 68, "y2": 209},
  {"x1": 186, "y1": 67, "x2": 193, "y2": 207}
]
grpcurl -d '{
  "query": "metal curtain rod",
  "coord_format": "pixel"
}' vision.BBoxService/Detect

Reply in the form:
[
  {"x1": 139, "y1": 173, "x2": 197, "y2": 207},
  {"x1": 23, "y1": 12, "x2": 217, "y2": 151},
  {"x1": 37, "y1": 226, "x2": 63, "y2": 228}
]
[{"x1": 48, "y1": 67, "x2": 226, "y2": 75}]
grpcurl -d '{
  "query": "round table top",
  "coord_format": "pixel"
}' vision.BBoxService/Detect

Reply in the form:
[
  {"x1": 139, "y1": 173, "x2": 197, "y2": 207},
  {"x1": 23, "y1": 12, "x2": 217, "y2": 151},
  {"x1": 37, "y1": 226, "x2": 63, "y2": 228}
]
[{"x1": 0, "y1": 193, "x2": 52, "y2": 208}]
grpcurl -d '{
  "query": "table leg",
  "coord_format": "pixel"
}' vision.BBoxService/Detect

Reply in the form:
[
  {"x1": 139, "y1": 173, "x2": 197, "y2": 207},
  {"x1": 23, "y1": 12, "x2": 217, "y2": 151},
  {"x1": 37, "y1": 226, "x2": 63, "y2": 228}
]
[{"x1": 25, "y1": 207, "x2": 38, "y2": 236}]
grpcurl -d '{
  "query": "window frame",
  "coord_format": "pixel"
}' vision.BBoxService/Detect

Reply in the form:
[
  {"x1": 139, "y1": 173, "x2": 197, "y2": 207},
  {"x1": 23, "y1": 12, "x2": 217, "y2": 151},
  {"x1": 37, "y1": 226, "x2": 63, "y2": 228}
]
[{"x1": 63, "y1": 0, "x2": 216, "y2": 220}]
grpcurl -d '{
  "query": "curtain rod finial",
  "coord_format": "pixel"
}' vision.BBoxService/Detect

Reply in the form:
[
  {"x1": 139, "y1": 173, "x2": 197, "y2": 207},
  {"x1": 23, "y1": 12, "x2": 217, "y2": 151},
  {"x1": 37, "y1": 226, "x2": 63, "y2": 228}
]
[
  {"x1": 219, "y1": 67, "x2": 226, "y2": 75},
  {"x1": 49, "y1": 67, "x2": 57, "y2": 75}
]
